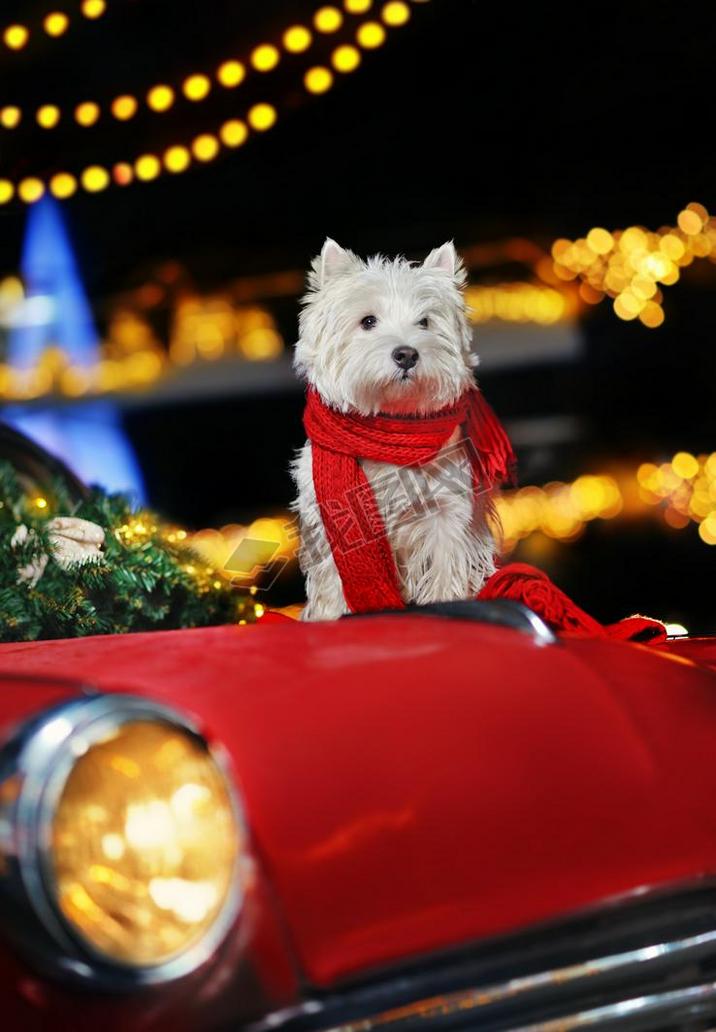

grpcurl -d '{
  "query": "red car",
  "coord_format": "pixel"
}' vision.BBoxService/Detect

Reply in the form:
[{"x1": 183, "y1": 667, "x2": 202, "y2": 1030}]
[{"x1": 1, "y1": 439, "x2": 716, "y2": 1031}]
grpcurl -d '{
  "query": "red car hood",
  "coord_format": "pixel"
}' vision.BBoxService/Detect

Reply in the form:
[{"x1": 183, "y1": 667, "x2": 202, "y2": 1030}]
[{"x1": 1, "y1": 618, "x2": 716, "y2": 987}]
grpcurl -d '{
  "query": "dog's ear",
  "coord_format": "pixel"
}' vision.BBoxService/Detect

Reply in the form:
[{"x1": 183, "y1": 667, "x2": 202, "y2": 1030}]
[
  {"x1": 423, "y1": 241, "x2": 459, "y2": 275},
  {"x1": 319, "y1": 238, "x2": 354, "y2": 283},
  {"x1": 423, "y1": 241, "x2": 467, "y2": 287}
]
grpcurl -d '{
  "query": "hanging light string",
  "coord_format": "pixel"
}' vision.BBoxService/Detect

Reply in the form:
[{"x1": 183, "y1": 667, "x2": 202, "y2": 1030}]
[
  {"x1": 2, "y1": 1, "x2": 108, "y2": 54},
  {"x1": 0, "y1": 1, "x2": 409, "y2": 132},
  {"x1": 0, "y1": 2, "x2": 420, "y2": 205}
]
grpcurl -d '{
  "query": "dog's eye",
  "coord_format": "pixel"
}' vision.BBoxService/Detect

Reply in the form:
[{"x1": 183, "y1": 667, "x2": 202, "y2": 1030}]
[
  {"x1": 418, "y1": 317, "x2": 429, "y2": 328},
  {"x1": 360, "y1": 315, "x2": 377, "y2": 330}
]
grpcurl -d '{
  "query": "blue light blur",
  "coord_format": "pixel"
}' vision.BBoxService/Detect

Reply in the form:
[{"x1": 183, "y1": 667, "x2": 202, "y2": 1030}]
[{"x1": 3, "y1": 196, "x2": 145, "y2": 500}]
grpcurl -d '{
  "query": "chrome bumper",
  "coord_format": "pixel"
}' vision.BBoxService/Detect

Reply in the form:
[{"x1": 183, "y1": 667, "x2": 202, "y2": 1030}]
[{"x1": 255, "y1": 880, "x2": 716, "y2": 1031}]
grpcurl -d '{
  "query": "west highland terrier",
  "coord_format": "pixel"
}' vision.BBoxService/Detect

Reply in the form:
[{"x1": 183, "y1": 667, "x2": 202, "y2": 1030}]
[{"x1": 292, "y1": 238, "x2": 513, "y2": 621}]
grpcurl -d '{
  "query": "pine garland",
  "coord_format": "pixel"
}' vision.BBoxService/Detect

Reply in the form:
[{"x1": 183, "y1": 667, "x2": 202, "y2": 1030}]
[{"x1": 0, "y1": 460, "x2": 251, "y2": 643}]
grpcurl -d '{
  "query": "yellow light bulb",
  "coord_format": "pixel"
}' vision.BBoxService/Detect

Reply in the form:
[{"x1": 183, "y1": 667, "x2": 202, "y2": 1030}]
[
  {"x1": 585, "y1": 227, "x2": 613, "y2": 255},
  {"x1": 18, "y1": 178, "x2": 45, "y2": 204},
  {"x1": 332, "y1": 44, "x2": 361, "y2": 72},
  {"x1": 50, "y1": 172, "x2": 77, "y2": 199},
  {"x1": 0, "y1": 106, "x2": 21, "y2": 129},
  {"x1": 81, "y1": 165, "x2": 110, "y2": 192},
  {"x1": 314, "y1": 6, "x2": 343, "y2": 32},
  {"x1": 51, "y1": 721, "x2": 239, "y2": 966},
  {"x1": 75, "y1": 101, "x2": 100, "y2": 126},
  {"x1": 135, "y1": 155, "x2": 161, "y2": 181},
  {"x1": 283, "y1": 25, "x2": 312, "y2": 52},
  {"x1": 304, "y1": 66, "x2": 334, "y2": 93},
  {"x1": 37, "y1": 104, "x2": 61, "y2": 129},
  {"x1": 147, "y1": 85, "x2": 175, "y2": 112},
  {"x1": 81, "y1": 0, "x2": 106, "y2": 17},
  {"x1": 183, "y1": 74, "x2": 211, "y2": 101},
  {"x1": 192, "y1": 134, "x2": 219, "y2": 162},
  {"x1": 113, "y1": 162, "x2": 133, "y2": 186},
  {"x1": 217, "y1": 60, "x2": 245, "y2": 87},
  {"x1": 357, "y1": 21, "x2": 386, "y2": 47},
  {"x1": 346, "y1": 0, "x2": 373, "y2": 11},
  {"x1": 247, "y1": 102, "x2": 277, "y2": 131},
  {"x1": 4, "y1": 25, "x2": 29, "y2": 50},
  {"x1": 44, "y1": 12, "x2": 69, "y2": 36},
  {"x1": 220, "y1": 119, "x2": 248, "y2": 148},
  {"x1": 251, "y1": 44, "x2": 280, "y2": 72},
  {"x1": 0, "y1": 180, "x2": 14, "y2": 205},
  {"x1": 677, "y1": 208, "x2": 702, "y2": 235},
  {"x1": 381, "y1": 1, "x2": 410, "y2": 26},
  {"x1": 111, "y1": 95, "x2": 137, "y2": 121},
  {"x1": 164, "y1": 145, "x2": 191, "y2": 173}
]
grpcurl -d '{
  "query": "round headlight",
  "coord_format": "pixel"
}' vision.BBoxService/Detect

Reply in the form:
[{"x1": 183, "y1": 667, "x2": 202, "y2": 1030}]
[
  {"x1": 1, "y1": 694, "x2": 244, "y2": 984},
  {"x1": 52, "y1": 719, "x2": 238, "y2": 966}
]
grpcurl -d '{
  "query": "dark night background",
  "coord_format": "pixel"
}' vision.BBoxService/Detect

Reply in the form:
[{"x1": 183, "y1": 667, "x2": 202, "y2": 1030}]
[{"x1": 0, "y1": 0, "x2": 713, "y2": 629}]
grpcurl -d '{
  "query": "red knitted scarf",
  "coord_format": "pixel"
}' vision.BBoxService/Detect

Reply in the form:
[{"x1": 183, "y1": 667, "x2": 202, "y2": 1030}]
[{"x1": 303, "y1": 387, "x2": 515, "y2": 614}]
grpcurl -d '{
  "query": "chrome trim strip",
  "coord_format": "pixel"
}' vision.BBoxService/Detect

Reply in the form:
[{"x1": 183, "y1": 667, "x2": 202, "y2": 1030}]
[
  {"x1": 312, "y1": 928, "x2": 716, "y2": 1030},
  {"x1": 0, "y1": 693, "x2": 245, "y2": 988},
  {"x1": 515, "y1": 980, "x2": 716, "y2": 1030}
]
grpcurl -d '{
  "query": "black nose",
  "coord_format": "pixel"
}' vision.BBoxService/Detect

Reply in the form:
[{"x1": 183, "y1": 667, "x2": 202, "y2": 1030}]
[{"x1": 392, "y1": 346, "x2": 419, "y2": 371}]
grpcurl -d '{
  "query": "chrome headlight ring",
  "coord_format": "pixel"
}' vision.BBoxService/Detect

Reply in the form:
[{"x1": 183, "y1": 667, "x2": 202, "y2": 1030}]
[{"x1": 0, "y1": 692, "x2": 245, "y2": 988}]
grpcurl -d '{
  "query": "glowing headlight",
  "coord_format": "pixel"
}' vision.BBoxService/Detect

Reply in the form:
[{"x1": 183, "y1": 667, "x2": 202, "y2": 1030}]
[{"x1": 0, "y1": 695, "x2": 244, "y2": 984}]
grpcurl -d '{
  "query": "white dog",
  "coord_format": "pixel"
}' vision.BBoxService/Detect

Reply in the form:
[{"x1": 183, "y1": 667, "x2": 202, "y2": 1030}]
[{"x1": 292, "y1": 238, "x2": 502, "y2": 621}]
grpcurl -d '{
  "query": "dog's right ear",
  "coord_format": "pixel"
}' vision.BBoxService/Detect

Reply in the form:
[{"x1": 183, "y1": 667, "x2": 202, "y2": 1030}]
[{"x1": 318, "y1": 238, "x2": 354, "y2": 284}]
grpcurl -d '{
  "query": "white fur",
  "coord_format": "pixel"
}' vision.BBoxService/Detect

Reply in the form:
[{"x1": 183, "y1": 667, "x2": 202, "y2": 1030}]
[{"x1": 292, "y1": 239, "x2": 499, "y2": 621}]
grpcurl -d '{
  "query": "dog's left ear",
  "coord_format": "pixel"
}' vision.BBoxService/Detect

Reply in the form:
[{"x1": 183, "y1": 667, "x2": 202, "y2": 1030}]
[
  {"x1": 423, "y1": 241, "x2": 467, "y2": 287},
  {"x1": 423, "y1": 241, "x2": 459, "y2": 275}
]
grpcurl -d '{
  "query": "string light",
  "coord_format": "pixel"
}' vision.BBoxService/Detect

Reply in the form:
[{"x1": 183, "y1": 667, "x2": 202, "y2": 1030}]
[
  {"x1": 3, "y1": 25, "x2": 29, "y2": 50},
  {"x1": 219, "y1": 119, "x2": 248, "y2": 147},
  {"x1": 18, "y1": 178, "x2": 44, "y2": 204},
  {"x1": 111, "y1": 95, "x2": 137, "y2": 121},
  {"x1": 251, "y1": 44, "x2": 280, "y2": 72},
  {"x1": 332, "y1": 44, "x2": 362, "y2": 72},
  {"x1": 2, "y1": 1, "x2": 107, "y2": 52},
  {"x1": 183, "y1": 74, "x2": 211, "y2": 101},
  {"x1": 50, "y1": 172, "x2": 77, "y2": 199},
  {"x1": 81, "y1": 165, "x2": 110, "y2": 192},
  {"x1": 356, "y1": 21, "x2": 386, "y2": 47},
  {"x1": 314, "y1": 6, "x2": 344, "y2": 32},
  {"x1": 381, "y1": 2, "x2": 411, "y2": 26},
  {"x1": 147, "y1": 85, "x2": 174, "y2": 112},
  {"x1": 305, "y1": 67, "x2": 334, "y2": 93},
  {"x1": 247, "y1": 103, "x2": 277, "y2": 131},
  {"x1": 0, "y1": 5, "x2": 427, "y2": 203},
  {"x1": 283, "y1": 26, "x2": 312, "y2": 52},
  {"x1": 75, "y1": 101, "x2": 100, "y2": 127},
  {"x1": 37, "y1": 105, "x2": 61, "y2": 129},
  {"x1": 82, "y1": 0, "x2": 106, "y2": 18},
  {"x1": 192, "y1": 134, "x2": 220, "y2": 162},
  {"x1": 135, "y1": 155, "x2": 161, "y2": 181},
  {"x1": 217, "y1": 60, "x2": 246, "y2": 87},
  {"x1": 0, "y1": 1, "x2": 351, "y2": 132},
  {"x1": 0, "y1": 0, "x2": 426, "y2": 137},
  {"x1": 0, "y1": 107, "x2": 21, "y2": 129},
  {"x1": 113, "y1": 162, "x2": 133, "y2": 185},
  {"x1": 44, "y1": 12, "x2": 70, "y2": 37},
  {"x1": 164, "y1": 145, "x2": 191, "y2": 173}
]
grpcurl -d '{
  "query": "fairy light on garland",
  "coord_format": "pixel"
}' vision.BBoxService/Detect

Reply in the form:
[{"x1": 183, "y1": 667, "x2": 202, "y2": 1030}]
[
  {"x1": 0, "y1": 4, "x2": 425, "y2": 205},
  {"x1": 2, "y1": 0, "x2": 107, "y2": 52}
]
